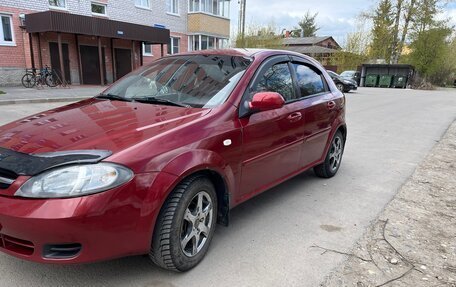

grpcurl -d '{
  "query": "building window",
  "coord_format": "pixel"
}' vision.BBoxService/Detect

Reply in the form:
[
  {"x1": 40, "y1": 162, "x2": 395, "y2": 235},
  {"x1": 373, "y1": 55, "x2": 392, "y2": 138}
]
[
  {"x1": 188, "y1": 0, "x2": 230, "y2": 18},
  {"x1": 143, "y1": 43, "x2": 153, "y2": 56},
  {"x1": 166, "y1": 0, "x2": 179, "y2": 14},
  {"x1": 49, "y1": 0, "x2": 66, "y2": 9},
  {"x1": 135, "y1": 0, "x2": 150, "y2": 9},
  {"x1": 0, "y1": 14, "x2": 14, "y2": 46},
  {"x1": 167, "y1": 37, "x2": 180, "y2": 54},
  {"x1": 91, "y1": 2, "x2": 107, "y2": 16},
  {"x1": 189, "y1": 35, "x2": 228, "y2": 51}
]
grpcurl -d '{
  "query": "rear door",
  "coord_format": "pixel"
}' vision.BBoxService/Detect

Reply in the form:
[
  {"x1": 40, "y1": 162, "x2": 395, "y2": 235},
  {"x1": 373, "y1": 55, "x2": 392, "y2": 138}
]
[
  {"x1": 289, "y1": 58, "x2": 337, "y2": 168},
  {"x1": 238, "y1": 56, "x2": 305, "y2": 199}
]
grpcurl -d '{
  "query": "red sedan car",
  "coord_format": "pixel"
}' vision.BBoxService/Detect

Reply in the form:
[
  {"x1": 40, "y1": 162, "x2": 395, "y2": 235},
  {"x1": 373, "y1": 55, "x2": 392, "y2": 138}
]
[{"x1": 0, "y1": 49, "x2": 346, "y2": 271}]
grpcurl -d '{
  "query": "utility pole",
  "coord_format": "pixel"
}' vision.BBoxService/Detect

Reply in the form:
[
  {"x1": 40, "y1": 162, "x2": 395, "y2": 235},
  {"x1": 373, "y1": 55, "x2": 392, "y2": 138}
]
[{"x1": 238, "y1": 0, "x2": 246, "y2": 45}]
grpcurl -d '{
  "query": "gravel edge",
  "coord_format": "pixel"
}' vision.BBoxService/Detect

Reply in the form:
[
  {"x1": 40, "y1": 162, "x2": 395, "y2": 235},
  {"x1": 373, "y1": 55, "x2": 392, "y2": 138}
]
[{"x1": 321, "y1": 120, "x2": 456, "y2": 287}]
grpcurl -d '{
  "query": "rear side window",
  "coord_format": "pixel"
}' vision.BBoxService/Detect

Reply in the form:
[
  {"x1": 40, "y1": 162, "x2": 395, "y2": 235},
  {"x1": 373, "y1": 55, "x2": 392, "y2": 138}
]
[
  {"x1": 292, "y1": 63, "x2": 326, "y2": 97},
  {"x1": 251, "y1": 62, "x2": 295, "y2": 101}
]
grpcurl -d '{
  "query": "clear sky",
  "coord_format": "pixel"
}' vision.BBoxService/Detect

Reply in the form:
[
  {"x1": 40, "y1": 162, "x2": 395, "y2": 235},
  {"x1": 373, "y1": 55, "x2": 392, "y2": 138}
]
[{"x1": 230, "y1": 0, "x2": 456, "y2": 46}]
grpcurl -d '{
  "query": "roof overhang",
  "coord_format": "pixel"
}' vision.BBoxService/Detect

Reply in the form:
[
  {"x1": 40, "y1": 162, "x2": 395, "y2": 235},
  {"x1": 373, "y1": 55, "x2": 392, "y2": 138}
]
[
  {"x1": 25, "y1": 11, "x2": 170, "y2": 44},
  {"x1": 283, "y1": 45, "x2": 339, "y2": 54},
  {"x1": 361, "y1": 64, "x2": 414, "y2": 69}
]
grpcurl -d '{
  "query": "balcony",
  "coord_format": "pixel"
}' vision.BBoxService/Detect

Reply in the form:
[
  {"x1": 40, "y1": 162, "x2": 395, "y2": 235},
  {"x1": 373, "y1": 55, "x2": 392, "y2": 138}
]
[{"x1": 188, "y1": 12, "x2": 230, "y2": 37}]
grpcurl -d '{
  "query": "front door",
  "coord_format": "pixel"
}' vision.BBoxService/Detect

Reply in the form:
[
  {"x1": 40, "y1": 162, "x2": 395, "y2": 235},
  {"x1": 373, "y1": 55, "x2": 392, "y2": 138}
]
[
  {"x1": 49, "y1": 42, "x2": 71, "y2": 84},
  {"x1": 114, "y1": 48, "x2": 132, "y2": 81},
  {"x1": 239, "y1": 56, "x2": 304, "y2": 199},
  {"x1": 80, "y1": 45, "x2": 106, "y2": 85}
]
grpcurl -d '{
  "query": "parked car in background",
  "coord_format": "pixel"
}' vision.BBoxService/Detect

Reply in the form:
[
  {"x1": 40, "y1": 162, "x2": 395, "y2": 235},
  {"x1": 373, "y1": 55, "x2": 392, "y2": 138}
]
[
  {"x1": 327, "y1": 70, "x2": 358, "y2": 93},
  {"x1": 0, "y1": 49, "x2": 346, "y2": 272},
  {"x1": 340, "y1": 70, "x2": 361, "y2": 86}
]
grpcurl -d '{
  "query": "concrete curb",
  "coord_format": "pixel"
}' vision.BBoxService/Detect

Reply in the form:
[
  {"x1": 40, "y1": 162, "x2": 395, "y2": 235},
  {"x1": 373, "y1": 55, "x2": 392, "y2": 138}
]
[{"x1": 0, "y1": 96, "x2": 90, "y2": 105}]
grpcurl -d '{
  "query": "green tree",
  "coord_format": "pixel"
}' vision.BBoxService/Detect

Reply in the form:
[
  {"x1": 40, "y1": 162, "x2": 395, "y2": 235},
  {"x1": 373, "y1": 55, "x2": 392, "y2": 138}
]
[
  {"x1": 404, "y1": 0, "x2": 455, "y2": 85},
  {"x1": 408, "y1": 28, "x2": 452, "y2": 82},
  {"x1": 292, "y1": 11, "x2": 320, "y2": 37},
  {"x1": 391, "y1": 0, "x2": 417, "y2": 63},
  {"x1": 235, "y1": 23, "x2": 282, "y2": 49},
  {"x1": 412, "y1": 0, "x2": 440, "y2": 35},
  {"x1": 369, "y1": 0, "x2": 395, "y2": 63},
  {"x1": 334, "y1": 21, "x2": 370, "y2": 72}
]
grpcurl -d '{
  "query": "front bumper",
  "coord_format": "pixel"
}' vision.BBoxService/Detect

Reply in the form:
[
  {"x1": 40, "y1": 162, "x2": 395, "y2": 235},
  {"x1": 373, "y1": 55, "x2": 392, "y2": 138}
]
[{"x1": 0, "y1": 174, "x2": 158, "y2": 264}]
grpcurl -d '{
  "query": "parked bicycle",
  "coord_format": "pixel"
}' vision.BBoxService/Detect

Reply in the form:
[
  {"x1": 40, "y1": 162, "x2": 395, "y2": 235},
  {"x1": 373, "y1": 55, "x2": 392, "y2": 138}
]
[{"x1": 21, "y1": 66, "x2": 63, "y2": 88}]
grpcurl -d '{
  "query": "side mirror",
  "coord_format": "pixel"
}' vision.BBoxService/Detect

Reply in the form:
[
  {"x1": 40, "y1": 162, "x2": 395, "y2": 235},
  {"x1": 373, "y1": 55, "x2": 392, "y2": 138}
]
[{"x1": 249, "y1": 92, "x2": 285, "y2": 112}]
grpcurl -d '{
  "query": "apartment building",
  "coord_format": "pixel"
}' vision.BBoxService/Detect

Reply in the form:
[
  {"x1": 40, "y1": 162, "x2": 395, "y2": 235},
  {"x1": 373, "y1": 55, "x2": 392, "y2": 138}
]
[{"x1": 0, "y1": 0, "x2": 230, "y2": 86}]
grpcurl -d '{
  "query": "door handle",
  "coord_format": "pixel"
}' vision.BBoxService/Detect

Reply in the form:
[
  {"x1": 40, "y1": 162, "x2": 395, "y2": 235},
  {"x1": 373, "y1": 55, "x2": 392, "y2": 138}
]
[
  {"x1": 327, "y1": 101, "x2": 336, "y2": 110},
  {"x1": 287, "y1": 112, "x2": 302, "y2": 122}
]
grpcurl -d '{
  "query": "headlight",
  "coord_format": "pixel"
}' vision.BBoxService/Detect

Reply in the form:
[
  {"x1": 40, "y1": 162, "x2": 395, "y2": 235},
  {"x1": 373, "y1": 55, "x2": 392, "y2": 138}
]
[{"x1": 15, "y1": 163, "x2": 134, "y2": 198}]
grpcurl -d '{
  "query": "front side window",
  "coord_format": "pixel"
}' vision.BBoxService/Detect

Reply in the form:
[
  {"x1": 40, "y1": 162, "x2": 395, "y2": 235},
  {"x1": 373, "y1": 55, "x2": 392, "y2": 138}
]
[
  {"x1": 166, "y1": 0, "x2": 178, "y2": 14},
  {"x1": 49, "y1": 0, "x2": 66, "y2": 8},
  {"x1": 0, "y1": 15, "x2": 14, "y2": 45},
  {"x1": 292, "y1": 63, "x2": 326, "y2": 97},
  {"x1": 251, "y1": 63, "x2": 295, "y2": 101},
  {"x1": 91, "y1": 2, "x2": 107, "y2": 15},
  {"x1": 167, "y1": 37, "x2": 180, "y2": 55},
  {"x1": 102, "y1": 55, "x2": 252, "y2": 108},
  {"x1": 135, "y1": 0, "x2": 150, "y2": 8}
]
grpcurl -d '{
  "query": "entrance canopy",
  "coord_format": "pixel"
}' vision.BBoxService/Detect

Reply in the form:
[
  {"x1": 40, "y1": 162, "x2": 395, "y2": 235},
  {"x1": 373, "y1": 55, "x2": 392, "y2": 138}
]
[{"x1": 25, "y1": 11, "x2": 170, "y2": 45}]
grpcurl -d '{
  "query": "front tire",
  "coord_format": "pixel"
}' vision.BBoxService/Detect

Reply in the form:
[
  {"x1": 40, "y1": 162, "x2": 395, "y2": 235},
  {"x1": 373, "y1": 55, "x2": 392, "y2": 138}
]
[
  {"x1": 336, "y1": 83, "x2": 344, "y2": 92},
  {"x1": 21, "y1": 73, "x2": 36, "y2": 88},
  {"x1": 314, "y1": 130, "x2": 345, "y2": 178},
  {"x1": 150, "y1": 176, "x2": 217, "y2": 272}
]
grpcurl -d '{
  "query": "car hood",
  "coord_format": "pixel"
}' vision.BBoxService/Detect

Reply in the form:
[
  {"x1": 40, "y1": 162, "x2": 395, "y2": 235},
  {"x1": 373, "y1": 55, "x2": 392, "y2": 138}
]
[
  {"x1": 342, "y1": 77, "x2": 357, "y2": 84},
  {"x1": 0, "y1": 98, "x2": 210, "y2": 155}
]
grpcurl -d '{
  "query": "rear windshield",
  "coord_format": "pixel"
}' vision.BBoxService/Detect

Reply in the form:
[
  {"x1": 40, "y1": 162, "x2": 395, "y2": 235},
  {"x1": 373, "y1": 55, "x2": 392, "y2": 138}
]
[{"x1": 103, "y1": 55, "x2": 252, "y2": 108}]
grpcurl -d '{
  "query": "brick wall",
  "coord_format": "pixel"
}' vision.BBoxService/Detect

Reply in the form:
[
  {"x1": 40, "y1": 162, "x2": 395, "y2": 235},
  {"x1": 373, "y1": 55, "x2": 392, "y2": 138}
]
[
  {"x1": 1, "y1": 0, "x2": 188, "y2": 33},
  {"x1": 1, "y1": 1, "x2": 231, "y2": 86},
  {"x1": 0, "y1": 6, "x2": 34, "y2": 85},
  {"x1": 143, "y1": 31, "x2": 188, "y2": 64}
]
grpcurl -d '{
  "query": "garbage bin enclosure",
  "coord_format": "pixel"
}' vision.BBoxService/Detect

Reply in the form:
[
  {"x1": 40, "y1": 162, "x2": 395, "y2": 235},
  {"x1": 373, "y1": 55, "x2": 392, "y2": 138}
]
[
  {"x1": 393, "y1": 75, "x2": 408, "y2": 88},
  {"x1": 360, "y1": 64, "x2": 414, "y2": 88},
  {"x1": 379, "y1": 75, "x2": 394, "y2": 88},
  {"x1": 365, "y1": 74, "x2": 379, "y2": 87}
]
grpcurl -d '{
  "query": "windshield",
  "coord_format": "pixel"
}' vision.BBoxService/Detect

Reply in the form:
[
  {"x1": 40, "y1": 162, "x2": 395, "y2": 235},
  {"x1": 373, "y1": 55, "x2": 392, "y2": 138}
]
[
  {"x1": 340, "y1": 71, "x2": 354, "y2": 77},
  {"x1": 327, "y1": 71, "x2": 340, "y2": 78},
  {"x1": 102, "y1": 55, "x2": 252, "y2": 108}
]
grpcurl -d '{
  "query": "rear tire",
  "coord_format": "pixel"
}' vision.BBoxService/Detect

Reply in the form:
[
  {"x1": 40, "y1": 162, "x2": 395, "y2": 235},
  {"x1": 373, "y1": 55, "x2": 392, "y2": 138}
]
[
  {"x1": 45, "y1": 73, "x2": 59, "y2": 87},
  {"x1": 314, "y1": 130, "x2": 345, "y2": 178},
  {"x1": 150, "y1": 175, "x2": 217, "y2": 272}
]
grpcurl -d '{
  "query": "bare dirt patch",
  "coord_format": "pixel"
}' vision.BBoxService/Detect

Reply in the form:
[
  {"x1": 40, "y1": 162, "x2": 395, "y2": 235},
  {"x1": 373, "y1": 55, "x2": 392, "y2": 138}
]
[{"x1": 321, "y1": 121, "x2": 456, "y2": 287}]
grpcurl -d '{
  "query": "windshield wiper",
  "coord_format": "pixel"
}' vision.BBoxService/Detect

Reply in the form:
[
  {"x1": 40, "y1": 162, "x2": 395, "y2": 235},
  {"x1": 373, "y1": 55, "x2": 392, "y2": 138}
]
[
  {"x1": 132, "y1": 96, "x2": 190, "y2": 108},
  {"x1": 96, "y1": 93, "x2": 132, "y2": 102}
]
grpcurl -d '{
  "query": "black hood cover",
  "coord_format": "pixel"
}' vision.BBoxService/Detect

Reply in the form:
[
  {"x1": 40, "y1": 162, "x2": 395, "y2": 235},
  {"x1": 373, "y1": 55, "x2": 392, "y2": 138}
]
[{"x1": 0, "y1": 147, "x2": 112, "y2": 176}]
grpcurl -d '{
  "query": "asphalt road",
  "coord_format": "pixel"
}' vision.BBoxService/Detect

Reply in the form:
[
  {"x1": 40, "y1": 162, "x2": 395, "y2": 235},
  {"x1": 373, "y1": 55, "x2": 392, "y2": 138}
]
[{"x1": 0, "y1": 88, "x2": 455, "y2": 287}]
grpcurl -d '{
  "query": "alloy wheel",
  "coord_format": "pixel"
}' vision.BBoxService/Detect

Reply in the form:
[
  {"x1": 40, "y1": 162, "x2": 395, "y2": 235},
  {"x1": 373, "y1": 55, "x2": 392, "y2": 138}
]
[
  {"x1": 336, "y1": 83, "x2": 344, "y2": 92},
  {"x1": 329, "y1": 136, "x2": 343, "y2": 172},
  {"x1": 180, "y1": 191, "x2": 213, "y2": 257}
]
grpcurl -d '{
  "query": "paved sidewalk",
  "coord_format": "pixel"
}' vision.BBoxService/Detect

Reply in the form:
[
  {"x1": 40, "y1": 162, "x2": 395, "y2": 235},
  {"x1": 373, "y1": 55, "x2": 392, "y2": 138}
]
[{"x1": 0, "y1": 85, "x2": 105, "y2": 105}]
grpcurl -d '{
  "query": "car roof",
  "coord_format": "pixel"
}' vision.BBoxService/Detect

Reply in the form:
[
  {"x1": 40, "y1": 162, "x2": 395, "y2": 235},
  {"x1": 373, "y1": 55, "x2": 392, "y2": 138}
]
[{"x1": 172, "y1": 48, "x2": 310, "y2": 59}]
